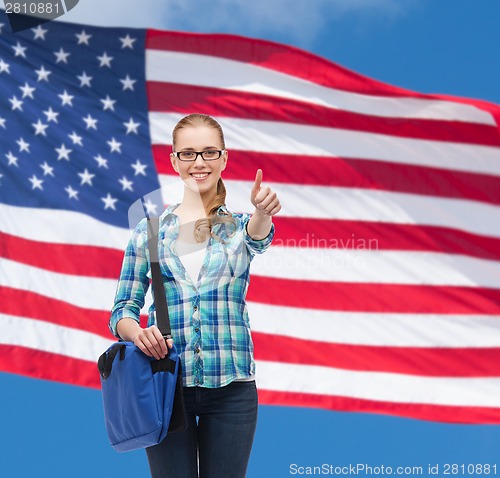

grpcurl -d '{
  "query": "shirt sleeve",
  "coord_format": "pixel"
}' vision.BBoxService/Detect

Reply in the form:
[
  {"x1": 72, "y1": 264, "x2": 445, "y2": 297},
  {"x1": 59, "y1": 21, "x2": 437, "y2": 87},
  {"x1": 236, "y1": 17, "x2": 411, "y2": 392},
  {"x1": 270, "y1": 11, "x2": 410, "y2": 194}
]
[
  {"x1": 109, "y1": 220, "x2": 150, "y2": 338},
  {"x1": 242, "y1": 213, "x2": 275, "y2": 256}
]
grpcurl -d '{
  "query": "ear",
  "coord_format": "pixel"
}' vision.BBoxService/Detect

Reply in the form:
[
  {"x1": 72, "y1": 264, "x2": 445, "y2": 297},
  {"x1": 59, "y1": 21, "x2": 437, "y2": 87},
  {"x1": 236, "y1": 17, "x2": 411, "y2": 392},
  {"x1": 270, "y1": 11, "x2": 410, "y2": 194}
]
[
  {"x1": 170, "y1": 153, "x2": 179, "y2": 173},
  {"x1": 220, "y1": 150, "x2": 228, "y2": 172}
]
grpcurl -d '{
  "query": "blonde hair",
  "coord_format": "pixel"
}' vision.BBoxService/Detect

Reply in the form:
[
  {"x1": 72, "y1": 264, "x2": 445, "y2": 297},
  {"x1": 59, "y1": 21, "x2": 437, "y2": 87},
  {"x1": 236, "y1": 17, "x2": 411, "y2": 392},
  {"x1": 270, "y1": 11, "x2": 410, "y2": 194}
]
[{"x1": 172, "y1": 113, "x2": 236, "y2": 244}]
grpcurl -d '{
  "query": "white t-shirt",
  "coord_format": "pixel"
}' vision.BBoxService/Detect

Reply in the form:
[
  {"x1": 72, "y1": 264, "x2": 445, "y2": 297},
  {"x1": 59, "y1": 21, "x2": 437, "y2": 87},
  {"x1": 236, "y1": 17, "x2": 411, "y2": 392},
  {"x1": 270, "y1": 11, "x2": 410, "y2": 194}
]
[{"x1": 175, "y1": 238, "x2": 208, "y2": 285}]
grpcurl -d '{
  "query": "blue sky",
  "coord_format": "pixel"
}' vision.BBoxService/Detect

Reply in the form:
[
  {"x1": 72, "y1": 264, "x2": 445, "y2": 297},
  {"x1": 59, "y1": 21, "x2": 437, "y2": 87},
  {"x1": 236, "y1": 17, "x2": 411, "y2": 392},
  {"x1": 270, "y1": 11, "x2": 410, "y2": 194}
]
[{"x1": 2, "y1": 1, "x2": 500, "y2": 477}]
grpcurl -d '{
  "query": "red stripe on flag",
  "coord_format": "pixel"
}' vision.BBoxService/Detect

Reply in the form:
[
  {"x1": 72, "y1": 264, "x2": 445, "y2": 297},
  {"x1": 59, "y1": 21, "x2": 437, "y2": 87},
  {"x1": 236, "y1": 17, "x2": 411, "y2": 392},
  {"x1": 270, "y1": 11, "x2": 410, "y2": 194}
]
[
  {"x1": 253, "y1": 333, "x2": 500, "y2": 377},
  {"x1": 154, "y1": 148, "x2": 500, "y2": 207},
  {"x1": 147, "y1": 81, "x2": 500, "y2": 146},
  {"x1": 258, "y1": 390, "x2": 500, "y2": 424},
  {"x1": 0, "y1": 345, "x2": 101, "y2": 388},
  {"x1": 146, "y1": 30, "x2": 433, "y2": 98},
  {"x1": 269, "y1": 217, "x2": 500, "y2": 261},
  {"x1": 0, "y1": 232, "x2": 123, "y2": 278},
  {"x1": 0, "y1": 287, "x2": 111, "y2": 337},
  {"x1": 248, "y1": 278, "x2": 500, "y2": 315},
  {"x1": 0, "y1": 287, "x2": 149, "y2": 336}
]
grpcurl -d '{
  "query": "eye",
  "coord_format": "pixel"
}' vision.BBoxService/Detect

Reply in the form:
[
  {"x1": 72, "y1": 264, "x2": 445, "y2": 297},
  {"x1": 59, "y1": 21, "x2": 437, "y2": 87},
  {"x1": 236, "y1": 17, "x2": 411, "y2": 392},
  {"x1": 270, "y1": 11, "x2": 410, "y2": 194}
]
[{"x1": 179, "y1": 151, "x2": 195, "y2": 159}]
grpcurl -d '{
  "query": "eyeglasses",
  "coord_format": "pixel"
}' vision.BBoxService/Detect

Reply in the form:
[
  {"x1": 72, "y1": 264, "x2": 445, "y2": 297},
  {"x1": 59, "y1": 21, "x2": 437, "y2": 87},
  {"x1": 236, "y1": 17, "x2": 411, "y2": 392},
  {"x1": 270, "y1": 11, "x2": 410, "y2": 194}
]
[{"x1": 173, "y1": 150, "x2": 225, "y2": 162}]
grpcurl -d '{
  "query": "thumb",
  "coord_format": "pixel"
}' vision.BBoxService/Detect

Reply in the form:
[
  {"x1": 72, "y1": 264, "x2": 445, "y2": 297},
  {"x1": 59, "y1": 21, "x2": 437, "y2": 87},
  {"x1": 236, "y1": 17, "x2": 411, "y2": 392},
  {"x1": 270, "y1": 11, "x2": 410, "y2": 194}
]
[{"x1": 252, "y1": 169, "x2": 263, "y2": 194}]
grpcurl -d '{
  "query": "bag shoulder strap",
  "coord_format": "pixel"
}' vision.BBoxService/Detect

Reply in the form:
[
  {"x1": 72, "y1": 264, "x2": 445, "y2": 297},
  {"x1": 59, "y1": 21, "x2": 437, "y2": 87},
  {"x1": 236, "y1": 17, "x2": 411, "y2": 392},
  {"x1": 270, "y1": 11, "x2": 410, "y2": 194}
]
[{"x1": 146, "y1": 216, "x2": 172, "y2": 340}]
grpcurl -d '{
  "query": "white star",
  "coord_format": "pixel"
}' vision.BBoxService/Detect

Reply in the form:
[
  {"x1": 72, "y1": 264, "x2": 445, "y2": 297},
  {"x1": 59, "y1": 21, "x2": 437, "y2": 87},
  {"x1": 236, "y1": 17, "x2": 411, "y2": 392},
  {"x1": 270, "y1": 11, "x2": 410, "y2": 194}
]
[
  {"x1": 55, "y1": 144, "x2": 72, "y2": 161},
  {"x1": 124, "y1": 117, "x2": 140, "y2": 134},
  {"x1": 44, "y1": 107, "x2": 59, "y2": 123},
  {"x1": 77, "y1": 71, "x2": 92, "y2": 87},
  {"x1": 32, "y1": 25, "x2": 48, "y2": 40},
  {"x1": 101, "y1": 193, "x2": 118, "y2": 210},
  {"x1": 78, "y1": 168, "x2": 95, "y2": 186},
  {"x1": 58, "y1": 90, "x2": 74, "y2": 106},
  {"x1": 83, "y1": 114, "x2": 98, "y2": 130},
  {"x1": 0, "y1": 117, "x2": 6, "y2": 129},
  {"x1": 143, "y1": 199, "x2": 159, "y2": 216},
  {"x1": 100, "y1": 95, "x2": 116, "y2": 111},
  {"x1": 65, "y1": 185, "x2": 79, "y2": 200},
  {"x1": 120, "y1": 75, "x2": 136, "y2": 91},
  {"x1": 9, "y1": 96, "x2": 23, "y2": 111},
  {"x1": 0, "y1": 59, "x2": 10, "y2": 74},
  {"x1": 144, "y1": 199, "x2": 159, "y2": 215},
  {"x1": 29, "y1": 175, "x2": 44, "y2": 190},
  {"x1": 6, "y1": 151, "x2": 19, "y2": 167},
  {"x1": 32, "y1": 119, "x2": 49, "y2": 136},
  {"x1": 40, "y1": 162, "x2": 55, "y2": 176},
  {"x1": 119, "y1": 176, "x2": 134, "y2": 191},
  {"x1": 97, "y1": 52, "x2": 113, "y2": 68},
  {"x1": 54, "y1": 47, "x2": 70, "y2": 64},
  {"x1": 19, "y1": 82, "x2": 36, "y2": 99},
  {"x1": 75, "y1": 30, "x2": 91, "y2": 45},
  {"x1": 68, "y1": 131, "x2": 83, "y2": 146},
  {"x1": 0, "y1": 59, "x2": 11, "y2": 74},
  {"x1": 119, "y1": 34, "x2": 137, "y2": 49},
  {"x1": 107, "y1": 137, "x2": 122, "y2": 153},
  {"x1": 12, "y1": 42, "x2": 27, "y2": 58},
  {"x1": 94, "y1": 154, "x2": 108, "y2": 168},
  {"x1": 35, "y1": 65, "x2": 51, "y2": 82},
  {"x1": 131, "y1": 160, "x2": 147, "y2": 176},
  {"x1": 17, "y1": 137, "x2": 30, "y2": 153}
]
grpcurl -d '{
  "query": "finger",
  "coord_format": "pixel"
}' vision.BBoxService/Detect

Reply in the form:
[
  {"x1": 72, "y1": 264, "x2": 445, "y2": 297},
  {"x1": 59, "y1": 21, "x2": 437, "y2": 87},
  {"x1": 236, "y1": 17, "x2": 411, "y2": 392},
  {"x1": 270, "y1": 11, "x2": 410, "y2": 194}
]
[
  {"x1": 166, "y1": 339, "x2": 174, "y2": 350},
  {"x1": 252, "y1": 169, "x2": 263, "y2": 194},
  {"x1": 254, "y1": 185, "x2": 271, "y2": 205},
  {"x1": 138, "y1": 335, "x2": 157, "y2": 358},
  {"x1": 256, "y1": 189, "x2": 276, "y2": 210},
  {"x1": 143, "y1": 330, "x2": 163, "y2": 360},
  {"x1": 268, "y1": 203, "x2": 282, "y2": 216},
  {"x1": 150, "y1": 326, "x2": 168, "y2": 357}
]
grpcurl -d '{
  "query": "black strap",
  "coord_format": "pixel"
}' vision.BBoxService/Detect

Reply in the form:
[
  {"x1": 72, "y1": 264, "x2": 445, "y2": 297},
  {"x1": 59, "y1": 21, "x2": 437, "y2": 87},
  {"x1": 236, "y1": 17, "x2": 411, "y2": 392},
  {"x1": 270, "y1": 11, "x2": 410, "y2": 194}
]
[
  {"x1": 146, "y1": 215, "x2": 172, "y2": 340},
  {"x1": 98, "y1": 343, "x2": 126, "y2": 380}
]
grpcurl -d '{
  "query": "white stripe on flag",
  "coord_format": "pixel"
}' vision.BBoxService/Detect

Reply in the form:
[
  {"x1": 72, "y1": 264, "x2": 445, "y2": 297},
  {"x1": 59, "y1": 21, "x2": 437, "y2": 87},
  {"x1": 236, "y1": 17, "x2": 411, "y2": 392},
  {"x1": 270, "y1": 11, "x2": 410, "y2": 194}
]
[
  {"x1": 248, "y1": 302, "x2": 500, "y2": 347},
  {"x1": 0, "y1": 313, "x2": 114, "y2": 362},
  {"x1": 255, "y1": 361, "x2": 500, "y2": 407},
  {"x1": 145, "y1": 50, "x2": 495, "y2": 125}
]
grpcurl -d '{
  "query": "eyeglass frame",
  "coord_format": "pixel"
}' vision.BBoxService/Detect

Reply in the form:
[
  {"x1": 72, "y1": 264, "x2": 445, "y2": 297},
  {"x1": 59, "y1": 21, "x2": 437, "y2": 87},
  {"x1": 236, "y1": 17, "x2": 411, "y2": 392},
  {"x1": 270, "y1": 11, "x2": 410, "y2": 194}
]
[{"x1": 172, "y1": 149, "x2": 226, "y2": 162}]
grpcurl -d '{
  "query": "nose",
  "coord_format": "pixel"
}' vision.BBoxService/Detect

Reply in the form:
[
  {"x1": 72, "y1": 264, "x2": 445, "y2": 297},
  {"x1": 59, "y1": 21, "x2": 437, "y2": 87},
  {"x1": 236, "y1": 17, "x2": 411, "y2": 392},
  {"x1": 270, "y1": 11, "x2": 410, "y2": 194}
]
[{"x1": 193, "y1": 154, "x2": 206, "y2": 166}]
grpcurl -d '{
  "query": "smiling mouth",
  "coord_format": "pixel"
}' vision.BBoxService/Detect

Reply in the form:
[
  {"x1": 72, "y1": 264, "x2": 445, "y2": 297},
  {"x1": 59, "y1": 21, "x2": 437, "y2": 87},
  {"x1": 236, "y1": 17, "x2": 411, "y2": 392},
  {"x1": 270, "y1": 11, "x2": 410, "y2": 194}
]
[{"x1": 190, "y1": 173, "x2": 210, "y2": 179}]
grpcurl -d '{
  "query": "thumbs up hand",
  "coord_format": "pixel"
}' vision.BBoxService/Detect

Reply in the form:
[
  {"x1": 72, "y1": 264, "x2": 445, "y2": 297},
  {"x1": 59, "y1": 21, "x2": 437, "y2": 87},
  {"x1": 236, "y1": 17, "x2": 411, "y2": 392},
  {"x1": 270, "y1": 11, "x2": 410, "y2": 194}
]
[{"x1": 250, "y1": 169, "x2": 281, "y2": 216}]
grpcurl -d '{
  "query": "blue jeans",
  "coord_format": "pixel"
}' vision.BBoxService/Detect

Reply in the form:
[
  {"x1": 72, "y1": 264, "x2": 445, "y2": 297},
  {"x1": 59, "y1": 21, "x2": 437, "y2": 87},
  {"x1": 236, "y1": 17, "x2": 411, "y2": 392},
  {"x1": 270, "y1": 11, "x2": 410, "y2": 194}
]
[{"x1": 146, "y1": 380, "x2": 258, "y2": 478}]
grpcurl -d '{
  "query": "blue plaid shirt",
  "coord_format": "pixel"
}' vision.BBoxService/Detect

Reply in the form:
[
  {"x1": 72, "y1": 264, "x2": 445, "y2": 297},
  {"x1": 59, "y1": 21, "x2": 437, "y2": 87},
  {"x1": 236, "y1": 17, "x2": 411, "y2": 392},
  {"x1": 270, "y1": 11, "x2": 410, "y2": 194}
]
[{"x1": 109, "y1": 203, "x2": 275, "y2": 388}]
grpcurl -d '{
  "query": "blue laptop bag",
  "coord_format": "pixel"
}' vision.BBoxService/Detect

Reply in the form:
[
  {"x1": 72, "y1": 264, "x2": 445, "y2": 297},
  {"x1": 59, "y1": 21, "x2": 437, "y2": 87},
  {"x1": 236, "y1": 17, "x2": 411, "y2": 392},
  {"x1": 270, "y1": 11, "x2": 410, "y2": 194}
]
[{"x1": 98, "y1": 216, "x2": 187, "y2": 452}]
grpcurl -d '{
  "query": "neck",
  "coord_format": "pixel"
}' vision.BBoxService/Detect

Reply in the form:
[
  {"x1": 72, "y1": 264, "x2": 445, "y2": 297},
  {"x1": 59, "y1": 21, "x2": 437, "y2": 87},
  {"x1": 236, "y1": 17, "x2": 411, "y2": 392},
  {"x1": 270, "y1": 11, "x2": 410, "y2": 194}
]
[{"x1": 180, "y1": 186, "x2": 217, "y2": 215}]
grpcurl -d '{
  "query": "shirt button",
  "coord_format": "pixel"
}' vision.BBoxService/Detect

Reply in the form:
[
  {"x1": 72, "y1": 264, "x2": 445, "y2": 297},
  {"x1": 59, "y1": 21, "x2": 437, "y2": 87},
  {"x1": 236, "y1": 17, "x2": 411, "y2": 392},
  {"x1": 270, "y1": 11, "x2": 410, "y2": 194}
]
[
  {"x1": 195, "y1": 328, "x2": 199, "y2": 333},
  {"x1": 195, "y1": 348, "x2": 200, "y2": 354},
  {"x1": 193, "y1": 306, "x2": 198, "y2": 311}
]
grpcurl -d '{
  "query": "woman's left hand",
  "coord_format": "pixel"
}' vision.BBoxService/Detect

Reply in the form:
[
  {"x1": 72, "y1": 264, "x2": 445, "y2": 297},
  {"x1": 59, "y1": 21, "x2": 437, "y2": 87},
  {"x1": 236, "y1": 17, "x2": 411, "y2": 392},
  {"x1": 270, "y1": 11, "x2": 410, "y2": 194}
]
[{"x1": 250, "y1": 169, "x2": 281, "y2": 216}]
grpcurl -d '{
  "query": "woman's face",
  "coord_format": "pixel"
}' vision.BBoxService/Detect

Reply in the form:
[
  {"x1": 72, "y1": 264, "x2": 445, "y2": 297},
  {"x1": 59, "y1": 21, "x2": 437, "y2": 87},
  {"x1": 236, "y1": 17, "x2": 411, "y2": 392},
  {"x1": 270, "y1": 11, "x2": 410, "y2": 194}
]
[{"x1": 170, "y1": 126, "x2": 228, "y2": 195}]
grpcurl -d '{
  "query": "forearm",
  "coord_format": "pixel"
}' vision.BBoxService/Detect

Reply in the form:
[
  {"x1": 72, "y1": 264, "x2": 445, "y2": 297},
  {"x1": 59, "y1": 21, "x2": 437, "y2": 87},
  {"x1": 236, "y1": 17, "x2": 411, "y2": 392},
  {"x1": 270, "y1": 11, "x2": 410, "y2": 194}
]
[
  {"x1": 247, "y1": 209, "x2": 273, "y2": 240},
  {"x1": 116, "y1": 318, "x2": 142, "y2": 341}
]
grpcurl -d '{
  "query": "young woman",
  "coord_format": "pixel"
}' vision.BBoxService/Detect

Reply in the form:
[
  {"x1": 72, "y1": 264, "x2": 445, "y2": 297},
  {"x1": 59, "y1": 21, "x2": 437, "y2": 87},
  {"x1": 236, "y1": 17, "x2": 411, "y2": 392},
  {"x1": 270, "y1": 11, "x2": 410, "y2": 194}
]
[{"x1": 109, "y1": 113, "x2": 281, "y2": 478}]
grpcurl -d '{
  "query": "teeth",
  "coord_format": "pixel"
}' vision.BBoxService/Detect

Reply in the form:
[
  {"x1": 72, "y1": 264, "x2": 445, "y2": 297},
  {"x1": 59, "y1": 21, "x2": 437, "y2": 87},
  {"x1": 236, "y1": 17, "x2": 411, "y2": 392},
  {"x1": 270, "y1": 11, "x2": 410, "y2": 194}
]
[{"x1": 192, "y1": 173, "x2": 208, "y2": 178}]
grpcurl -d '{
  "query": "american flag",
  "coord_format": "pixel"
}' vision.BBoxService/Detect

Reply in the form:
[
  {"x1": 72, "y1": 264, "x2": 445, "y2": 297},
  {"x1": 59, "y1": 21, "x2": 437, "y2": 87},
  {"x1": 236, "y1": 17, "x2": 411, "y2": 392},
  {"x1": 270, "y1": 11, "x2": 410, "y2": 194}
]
[{"x1": 1, "y1": 10, "x2": 500, "y2": 424}]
